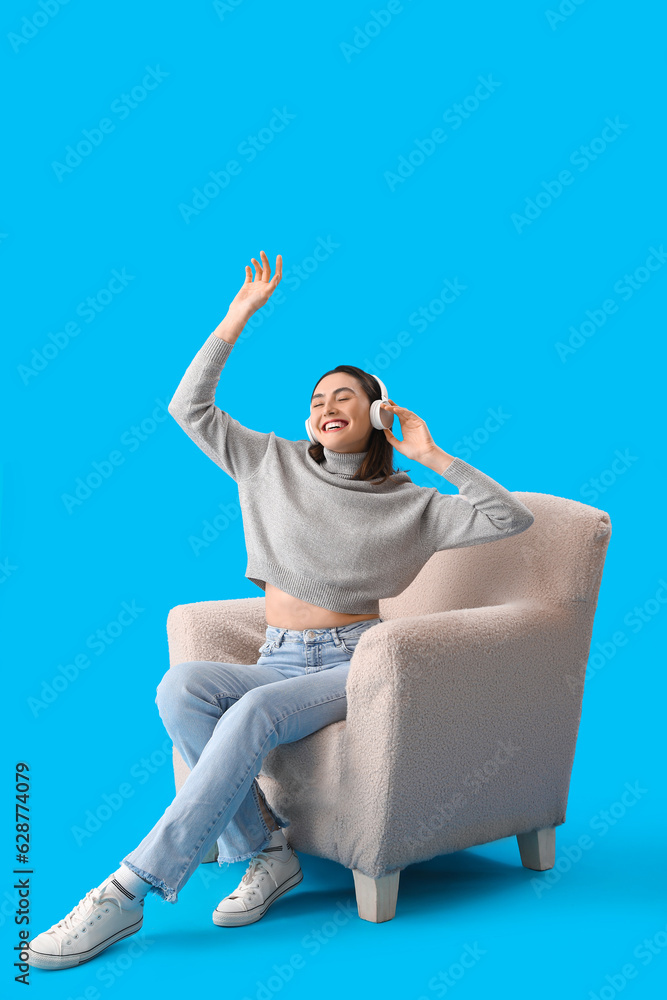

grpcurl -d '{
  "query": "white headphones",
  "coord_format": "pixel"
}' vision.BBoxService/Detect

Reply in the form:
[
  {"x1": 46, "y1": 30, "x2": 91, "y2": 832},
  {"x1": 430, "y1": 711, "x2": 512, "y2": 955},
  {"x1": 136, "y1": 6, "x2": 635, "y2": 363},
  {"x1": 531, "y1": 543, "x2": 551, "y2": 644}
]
[{"x1": 305, "y1": 372, "x2": 394, "y2": 444}]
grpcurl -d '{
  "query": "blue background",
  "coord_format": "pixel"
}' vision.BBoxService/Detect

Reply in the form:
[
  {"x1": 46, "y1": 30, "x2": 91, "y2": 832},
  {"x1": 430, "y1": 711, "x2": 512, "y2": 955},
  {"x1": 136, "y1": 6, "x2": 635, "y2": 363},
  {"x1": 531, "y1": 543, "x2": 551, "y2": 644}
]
[{"x1": 3, "y1": 0, "x2": 665, "y2": 996}]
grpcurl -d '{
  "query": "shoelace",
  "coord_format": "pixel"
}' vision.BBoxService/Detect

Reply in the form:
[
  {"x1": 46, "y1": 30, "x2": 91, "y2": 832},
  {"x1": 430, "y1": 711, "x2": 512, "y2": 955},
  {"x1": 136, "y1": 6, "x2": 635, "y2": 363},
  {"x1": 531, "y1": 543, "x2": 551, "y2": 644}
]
[
  {"x1": 54, "y1": 887, "x2": 112, "y2": 939},
  {"x1": 232, "y1": 851, "x2": 280, "y2": 899}
]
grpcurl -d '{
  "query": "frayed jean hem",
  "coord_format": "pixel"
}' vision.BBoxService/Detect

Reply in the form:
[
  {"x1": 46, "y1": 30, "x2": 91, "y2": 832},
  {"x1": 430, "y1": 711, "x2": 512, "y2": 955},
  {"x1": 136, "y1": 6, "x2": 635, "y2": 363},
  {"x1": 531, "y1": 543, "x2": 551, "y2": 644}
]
[
  {"x1": 215, "y1": 827, "x2": 276, "y2": 867},
  {"x1": 121, "y1": 859, "x2": 179, "y2": 905},
  {"x1": 211, "y1": 781, "x2": 290, "y2": 867}
]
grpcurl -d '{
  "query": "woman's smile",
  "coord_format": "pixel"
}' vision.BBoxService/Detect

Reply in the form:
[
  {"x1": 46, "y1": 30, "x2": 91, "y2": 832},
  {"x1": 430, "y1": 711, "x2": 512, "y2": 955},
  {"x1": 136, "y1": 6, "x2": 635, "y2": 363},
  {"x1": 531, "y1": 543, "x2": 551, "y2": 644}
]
[{"x1": 321, "y1": 420, "x2": 349, "y2": 433}]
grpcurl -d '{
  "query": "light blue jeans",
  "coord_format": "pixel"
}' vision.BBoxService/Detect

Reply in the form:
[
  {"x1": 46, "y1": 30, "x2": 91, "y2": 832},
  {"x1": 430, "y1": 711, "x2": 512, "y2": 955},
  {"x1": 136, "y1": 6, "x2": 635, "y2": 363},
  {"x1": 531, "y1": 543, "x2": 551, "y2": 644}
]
[{"x1": 122, "y1": 617, "x2": 384, "y2": 903}]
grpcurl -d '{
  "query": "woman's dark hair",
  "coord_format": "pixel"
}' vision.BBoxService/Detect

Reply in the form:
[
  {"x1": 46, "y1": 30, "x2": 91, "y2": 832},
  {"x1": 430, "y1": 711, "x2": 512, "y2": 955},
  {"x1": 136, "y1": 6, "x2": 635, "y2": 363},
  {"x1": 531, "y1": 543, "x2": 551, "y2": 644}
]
[{"x1": 308, "y1": 365, "x2": 409, "y2": 485}]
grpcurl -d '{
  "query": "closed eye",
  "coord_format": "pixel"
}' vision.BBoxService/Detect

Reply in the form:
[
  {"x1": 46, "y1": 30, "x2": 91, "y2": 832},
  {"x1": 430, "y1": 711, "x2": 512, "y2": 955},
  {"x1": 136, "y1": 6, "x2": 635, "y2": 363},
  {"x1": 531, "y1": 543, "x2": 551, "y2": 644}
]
[{"x1": 314, "y1": 399, "x2": 350, "y2": 406}]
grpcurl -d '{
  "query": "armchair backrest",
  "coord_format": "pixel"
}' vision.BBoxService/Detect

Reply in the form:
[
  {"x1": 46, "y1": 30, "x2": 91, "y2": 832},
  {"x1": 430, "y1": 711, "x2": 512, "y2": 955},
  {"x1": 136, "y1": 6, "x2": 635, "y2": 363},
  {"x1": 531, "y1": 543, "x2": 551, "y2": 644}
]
[{"x1": 381, "y1": 492, "x2": 612, "y2": 619}]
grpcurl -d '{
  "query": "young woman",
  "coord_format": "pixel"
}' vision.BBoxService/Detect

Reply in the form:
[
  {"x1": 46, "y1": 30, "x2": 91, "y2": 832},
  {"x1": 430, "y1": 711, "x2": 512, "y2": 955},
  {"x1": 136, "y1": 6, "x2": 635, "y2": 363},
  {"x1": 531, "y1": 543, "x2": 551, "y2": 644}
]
[{"x1": 28, "y1": 251, "x2": 534, "y2": 970}]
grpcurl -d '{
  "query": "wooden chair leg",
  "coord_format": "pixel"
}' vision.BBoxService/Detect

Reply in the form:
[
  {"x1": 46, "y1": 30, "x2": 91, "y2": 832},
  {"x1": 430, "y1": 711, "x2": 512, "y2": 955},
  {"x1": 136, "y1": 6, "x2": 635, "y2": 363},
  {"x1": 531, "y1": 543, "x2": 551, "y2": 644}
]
[
  {"x1": 517, "y1": 826, "x2": 556, "y2": 870},
  {"x1": 352, "y1": 869, "x2": 400, "y2": 922}
]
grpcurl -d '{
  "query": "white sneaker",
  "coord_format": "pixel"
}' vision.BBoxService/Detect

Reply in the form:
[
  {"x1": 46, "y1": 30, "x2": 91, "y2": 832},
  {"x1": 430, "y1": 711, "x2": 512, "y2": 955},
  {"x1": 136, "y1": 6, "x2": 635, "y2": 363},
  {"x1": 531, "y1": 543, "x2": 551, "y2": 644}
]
[
  {"x1": 27, "y1": 874, "x2": 144, "y2": 971},
  {"x1": 213, "y1": 830, "x2": 303, "y2": 927}
]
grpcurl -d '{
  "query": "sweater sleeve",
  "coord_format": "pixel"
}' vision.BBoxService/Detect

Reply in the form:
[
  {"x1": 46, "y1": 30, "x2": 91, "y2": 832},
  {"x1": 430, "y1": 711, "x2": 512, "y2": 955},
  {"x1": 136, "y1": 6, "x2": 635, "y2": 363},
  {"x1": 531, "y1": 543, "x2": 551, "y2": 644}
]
[
  {"x1": 419, "y1": 456, "x2": 535, "y2": 555},
  {"x1": 167, "y1": 332, "x2": 272, "y2": 483}
]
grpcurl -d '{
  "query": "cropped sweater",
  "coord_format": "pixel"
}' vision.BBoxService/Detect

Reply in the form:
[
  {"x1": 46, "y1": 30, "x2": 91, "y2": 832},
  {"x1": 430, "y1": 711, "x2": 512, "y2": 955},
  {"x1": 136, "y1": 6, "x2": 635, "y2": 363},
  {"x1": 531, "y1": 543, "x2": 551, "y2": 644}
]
[{"x1": 167, "y1": 332, "x2": 535, "y2": 614}]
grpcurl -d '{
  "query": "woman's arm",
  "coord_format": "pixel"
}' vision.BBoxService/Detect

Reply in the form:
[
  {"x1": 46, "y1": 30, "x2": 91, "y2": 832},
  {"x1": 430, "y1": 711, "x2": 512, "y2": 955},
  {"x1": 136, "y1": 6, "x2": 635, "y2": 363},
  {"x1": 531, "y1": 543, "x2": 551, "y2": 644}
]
[
  {"x1": 168, "y1": 252, "x2": 282, "y2": 483},
  {"x1": 378, "y1": 402, "x2": 534, "y2": 553},
  {"x1": 418, "y1": 448, "x2": 535, "y2": 554}
]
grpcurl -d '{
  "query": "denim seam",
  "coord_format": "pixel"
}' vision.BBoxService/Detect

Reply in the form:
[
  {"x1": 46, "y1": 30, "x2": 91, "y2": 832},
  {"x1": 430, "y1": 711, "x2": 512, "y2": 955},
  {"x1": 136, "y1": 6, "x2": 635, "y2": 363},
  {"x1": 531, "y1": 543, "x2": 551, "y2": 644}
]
[
  {"x1": 214, "y1": 693, "x2": 241, "y2": 710},
  {"x1": 251, "y1": 779, "x2": 273, "y2": 841}
]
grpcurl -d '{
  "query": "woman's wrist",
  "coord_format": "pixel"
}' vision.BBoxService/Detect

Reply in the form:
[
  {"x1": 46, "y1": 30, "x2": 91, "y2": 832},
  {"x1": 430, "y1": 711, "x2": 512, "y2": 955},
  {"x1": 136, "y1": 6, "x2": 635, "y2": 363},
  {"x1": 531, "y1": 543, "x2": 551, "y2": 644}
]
[
  {"x1": 213, "y1": 305, "x2": 254, "y2": 344},
  {"x1": 420, "y1": 446, "x2": 455, "y2": 475}
]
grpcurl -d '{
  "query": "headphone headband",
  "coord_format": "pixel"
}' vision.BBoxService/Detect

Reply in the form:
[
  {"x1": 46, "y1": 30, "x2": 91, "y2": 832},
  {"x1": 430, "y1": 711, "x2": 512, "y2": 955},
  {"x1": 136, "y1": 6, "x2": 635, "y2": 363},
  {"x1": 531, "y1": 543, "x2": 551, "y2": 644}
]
[{"x1": 368, "y1": 372, "x2": 388, "y2": 400}]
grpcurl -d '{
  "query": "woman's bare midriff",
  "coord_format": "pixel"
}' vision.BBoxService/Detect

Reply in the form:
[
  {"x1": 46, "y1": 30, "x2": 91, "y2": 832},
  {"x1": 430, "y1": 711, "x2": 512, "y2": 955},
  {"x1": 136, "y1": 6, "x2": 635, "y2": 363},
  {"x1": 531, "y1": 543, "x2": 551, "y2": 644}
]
[{"x1": 264, "y1": 582, "x2": 380, "y2": 630}]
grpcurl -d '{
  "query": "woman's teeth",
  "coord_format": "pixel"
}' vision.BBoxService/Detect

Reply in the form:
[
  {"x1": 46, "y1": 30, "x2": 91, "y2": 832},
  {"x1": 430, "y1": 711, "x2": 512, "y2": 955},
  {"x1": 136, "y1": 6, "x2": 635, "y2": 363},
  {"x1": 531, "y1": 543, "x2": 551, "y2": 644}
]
[{"x1": 323, "y1": 422, "x2": 347, "y2": 432}]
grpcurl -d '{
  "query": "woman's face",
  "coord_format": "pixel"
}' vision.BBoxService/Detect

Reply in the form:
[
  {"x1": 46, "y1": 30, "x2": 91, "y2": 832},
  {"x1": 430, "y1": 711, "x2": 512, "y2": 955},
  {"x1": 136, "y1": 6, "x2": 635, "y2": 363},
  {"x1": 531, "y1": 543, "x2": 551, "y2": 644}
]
[{"x1": 310, "y1": 373, "x2": 373, "y2": 452}]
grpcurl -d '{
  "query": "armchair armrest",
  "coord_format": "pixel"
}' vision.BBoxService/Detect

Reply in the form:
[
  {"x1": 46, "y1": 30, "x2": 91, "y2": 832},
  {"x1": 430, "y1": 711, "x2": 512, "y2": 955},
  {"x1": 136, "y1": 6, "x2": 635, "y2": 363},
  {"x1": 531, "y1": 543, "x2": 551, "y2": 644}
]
[
  {"x1": 166, "y1": 596, "x2": 266, "y2": 667},
  {"x1": 340, "y1": 600, "x2": 590, "y2": 874}
]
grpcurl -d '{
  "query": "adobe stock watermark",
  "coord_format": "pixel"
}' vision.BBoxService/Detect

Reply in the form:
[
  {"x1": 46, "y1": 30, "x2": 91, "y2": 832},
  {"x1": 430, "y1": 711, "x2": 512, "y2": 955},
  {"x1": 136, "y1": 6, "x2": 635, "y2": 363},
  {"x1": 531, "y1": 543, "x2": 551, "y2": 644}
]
[
  {"x1": 61, "y1": 399, "x2": 169, "y2": 513},
  {"x1": 406, "y1": 739, "x2": 522, "y2": 850},
  {"x1": 417, "y1": 942, "x2": 487, "y2": 999},
  {"x1": 361, "y1": 275, "x2": 468, "y2": 373},
  {"x1": 18, "y1": 268, "x2": 135, "y2": 385},
  {"x1": 411, "y1": 406, "x2": 510, "y2": 487},
  {"x1": 579, "y1": 448, "x2": 638, "y2": 504},
  {"x1": 254, "y1": 235, "x2": 340, "y2": 298},
  {"x1": 69, "y1": 931, "x2": 155, "y2": 995},
  {"x1": 0, "y1": 557, "x2": 18, "y2": 584},
  {"x1": 231, "y1": 236, "x2": 341, "y2": 344},
  {"x1": 19, "y1": 932, "x2": 155, "y2": 988},
  {"x1": 71, "y1": 737, "x2": 173, "y2": 846},
  {"x1": 51, "y1": 67, "x2": 169, "y2": 181},
  {"x1": 188, "y1": 500, "x2": 241, "y2": 556},
  {"x1": 556, "y1": 245, "x2": 666, "y2": 361},
  {"x1": 213, "y1": 0, "x2": 248, "y2": 20},
  {"x1": 530, "y1": 780, "x2": 648, "y2": 898},
  {"x1": 231, "y1": 899, "x2": 357, "y2": 1000},
  {"x1": 178, "y1": 106, "x2": 296, "y2": 224},
  {"x1": 8, "y1": 0, "x2": 73, "y2": 54},
  {"x1": 27, "y1": 600, "x2": 146, "y2": 717},
  {"x1": 384, "y1": 75, "x2": 502, "y2": 192},
  {"x1": 450, "y1": 407, "x2": 510, "y2": 464},
  {"x1": 565, "y1": 578, "x2": 667, "y2": 697},
  {"x1": 587, "y1": 920, "x2": 667, "y2": 1000},
  {"x1": 545, "y1": 0, "x2": 589, "y2": 32},
  {"x1": 340, "y1": 0, "x2": 417, "y2": 63},
  {"x1": 511, "y1": 117, "x2": 629, "y2": 234}
]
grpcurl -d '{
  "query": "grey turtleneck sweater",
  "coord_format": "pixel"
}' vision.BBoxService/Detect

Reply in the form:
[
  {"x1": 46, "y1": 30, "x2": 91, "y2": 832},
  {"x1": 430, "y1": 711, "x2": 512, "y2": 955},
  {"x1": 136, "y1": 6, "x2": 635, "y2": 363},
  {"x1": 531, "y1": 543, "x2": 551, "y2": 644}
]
[{"x1": 168, "y1": 332, "x2": 535, "y2": 614}]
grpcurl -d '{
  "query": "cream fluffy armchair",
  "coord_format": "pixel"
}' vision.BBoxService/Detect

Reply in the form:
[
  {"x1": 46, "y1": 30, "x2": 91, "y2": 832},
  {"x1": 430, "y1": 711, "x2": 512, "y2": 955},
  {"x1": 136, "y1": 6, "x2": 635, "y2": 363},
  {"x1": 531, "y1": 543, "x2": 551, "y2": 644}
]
[{"x1": 166, "y1": 490, "x2": 611, "y2": 922}]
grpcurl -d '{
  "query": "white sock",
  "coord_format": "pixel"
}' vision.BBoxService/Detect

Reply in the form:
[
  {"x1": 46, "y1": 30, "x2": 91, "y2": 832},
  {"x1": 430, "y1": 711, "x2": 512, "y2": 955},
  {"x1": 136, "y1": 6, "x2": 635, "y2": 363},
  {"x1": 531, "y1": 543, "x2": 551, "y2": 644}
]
[
  {"x1": 102, "y1": 864, "x2": 152, "y2": 908},
  {"x1": 262, "y1": 826, "x2": 292, "y2": 857}
]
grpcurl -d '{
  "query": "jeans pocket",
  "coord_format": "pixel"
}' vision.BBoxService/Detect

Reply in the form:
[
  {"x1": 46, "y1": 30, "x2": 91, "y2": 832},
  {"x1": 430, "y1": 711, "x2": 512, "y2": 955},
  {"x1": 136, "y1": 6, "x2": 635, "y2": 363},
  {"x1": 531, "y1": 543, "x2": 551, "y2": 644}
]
[
  {"x1": 339, "y1": 620, "x2": 382, "y2": 655},
  {"x1": 258, "y1": 639, "x2": 276, "y2": 656}
]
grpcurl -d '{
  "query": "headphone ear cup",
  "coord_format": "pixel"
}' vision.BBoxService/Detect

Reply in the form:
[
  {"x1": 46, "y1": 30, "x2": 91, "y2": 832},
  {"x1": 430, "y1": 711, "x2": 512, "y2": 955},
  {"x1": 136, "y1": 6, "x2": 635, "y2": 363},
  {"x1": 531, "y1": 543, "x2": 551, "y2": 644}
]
[
  {"x1": 370, "y1": 399, "x2": 393, "y2": 431},
  {"x1": 305, "y1": 417, "x2": 317, "y2": 443}
]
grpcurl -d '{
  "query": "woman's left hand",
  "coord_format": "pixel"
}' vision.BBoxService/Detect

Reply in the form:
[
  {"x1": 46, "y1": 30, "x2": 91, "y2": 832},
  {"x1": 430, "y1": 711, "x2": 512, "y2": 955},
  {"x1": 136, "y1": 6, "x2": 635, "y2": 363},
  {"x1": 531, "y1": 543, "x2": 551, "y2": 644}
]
[{"x1": 380, "y1": 400, "x2": 438, "y2": 463}]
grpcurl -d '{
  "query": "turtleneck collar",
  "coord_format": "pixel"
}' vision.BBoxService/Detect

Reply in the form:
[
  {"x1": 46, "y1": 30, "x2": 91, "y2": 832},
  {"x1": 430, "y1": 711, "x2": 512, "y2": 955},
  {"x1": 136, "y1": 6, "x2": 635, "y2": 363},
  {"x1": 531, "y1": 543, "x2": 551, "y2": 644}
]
[{"x1": 320, "y1": 446, "x2": 368, "y2": 478}]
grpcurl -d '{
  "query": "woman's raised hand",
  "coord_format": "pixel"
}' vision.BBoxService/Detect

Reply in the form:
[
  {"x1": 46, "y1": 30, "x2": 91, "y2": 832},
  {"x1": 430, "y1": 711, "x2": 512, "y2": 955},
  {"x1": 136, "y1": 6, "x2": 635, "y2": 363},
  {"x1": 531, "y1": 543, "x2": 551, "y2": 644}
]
[
  {"x1": 380, "y1": 400, "x2": 439, "y2": 464},
  {"x1": 229, "y1": 251, "x2": 282, "y2": 316}
]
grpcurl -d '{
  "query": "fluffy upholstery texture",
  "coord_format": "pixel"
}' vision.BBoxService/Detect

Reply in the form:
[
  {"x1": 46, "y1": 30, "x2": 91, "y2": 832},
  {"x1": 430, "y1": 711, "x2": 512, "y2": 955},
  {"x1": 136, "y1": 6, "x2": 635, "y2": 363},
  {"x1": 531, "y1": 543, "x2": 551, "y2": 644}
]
[{"x1": 169, "y1": 491, "x2": 611, "y2": 879}]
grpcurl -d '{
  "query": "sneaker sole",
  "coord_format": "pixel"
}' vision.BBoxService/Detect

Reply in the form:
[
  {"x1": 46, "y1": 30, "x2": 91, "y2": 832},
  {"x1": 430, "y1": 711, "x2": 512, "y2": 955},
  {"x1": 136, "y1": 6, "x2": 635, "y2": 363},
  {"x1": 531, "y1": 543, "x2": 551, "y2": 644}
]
[
  {"x1": 27, "y1": 914, "x2": 144, "y2": 971},
  {"x1": 212, "y1": 869, "x2": 304, "y2": 927}
]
